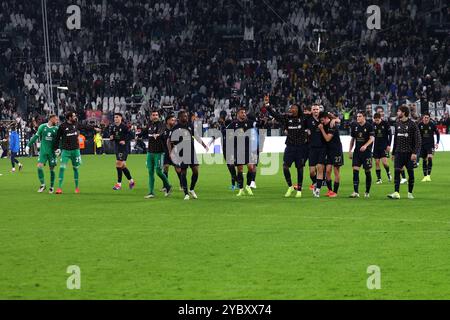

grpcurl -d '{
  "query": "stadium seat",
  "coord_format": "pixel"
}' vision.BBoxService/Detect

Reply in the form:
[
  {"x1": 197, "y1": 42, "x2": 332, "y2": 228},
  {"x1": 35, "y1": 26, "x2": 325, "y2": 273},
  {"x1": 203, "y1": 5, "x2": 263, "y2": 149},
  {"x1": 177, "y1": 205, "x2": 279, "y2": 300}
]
[
  {"x1": 108, "y1": 97, "x2": 114, "y2": 112},
  {"x1": 102, "y1": 97, "x2": 108, "y2": 112}
]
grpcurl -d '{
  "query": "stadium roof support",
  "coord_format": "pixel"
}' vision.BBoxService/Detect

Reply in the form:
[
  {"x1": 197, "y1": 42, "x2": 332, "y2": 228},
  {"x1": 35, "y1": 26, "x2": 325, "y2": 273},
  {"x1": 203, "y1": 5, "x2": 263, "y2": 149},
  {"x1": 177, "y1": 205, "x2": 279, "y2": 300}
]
[{"x1": 41, "y1": 0, "x2": 54, "y2": 114}]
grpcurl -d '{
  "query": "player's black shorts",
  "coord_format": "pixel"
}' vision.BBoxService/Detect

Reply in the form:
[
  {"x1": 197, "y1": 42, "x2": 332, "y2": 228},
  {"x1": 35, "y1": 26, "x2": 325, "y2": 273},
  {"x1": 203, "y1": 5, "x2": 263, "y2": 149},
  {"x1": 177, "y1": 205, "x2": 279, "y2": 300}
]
[
  {"x1": 173, "y1": 152, "x2": 199, "y2": 169},
  {"x1": 394, "y1": 152, "x2": 414, "y2": 170},
  {"x1": 326, "y1": 147, "x2": 344, "y2": 167},
  {"x1": 114, "y1": 145, "x2": 128, "y2": 161},
  {"x1": 373, "y1": 145, "x2": 390, "y2": 159},
  {"x1": 163, "y1": 151, "x2": 173, "y2": 165},
  {"x1": 308, "y1": 147, "x2": 326, "y2": 166},
  {"x1": 352, "y1": 150, "x2": 372, "y2": 169},
  {"x1": 420, "y1": 146, "x2": 434, "y2": 159},
  {"x1": 235, "y1": 151, "x2": 255, "y2": 166},
  {"x1": 283, "y1": 144, "x2": 308, "y2": 168}
]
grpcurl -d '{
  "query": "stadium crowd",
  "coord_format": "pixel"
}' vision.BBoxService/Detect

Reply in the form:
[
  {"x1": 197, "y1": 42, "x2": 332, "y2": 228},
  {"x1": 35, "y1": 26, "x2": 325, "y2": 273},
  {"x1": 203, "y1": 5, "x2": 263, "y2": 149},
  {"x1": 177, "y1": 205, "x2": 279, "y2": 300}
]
[{"x1": 0, "y1": 0, "x2": 449, "y2": 132}]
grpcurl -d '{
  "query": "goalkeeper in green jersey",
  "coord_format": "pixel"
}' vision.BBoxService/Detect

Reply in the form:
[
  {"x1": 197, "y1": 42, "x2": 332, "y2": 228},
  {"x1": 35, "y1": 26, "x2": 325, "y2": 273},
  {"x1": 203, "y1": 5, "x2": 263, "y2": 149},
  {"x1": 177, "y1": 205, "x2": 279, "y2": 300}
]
[{"x1": 25, "y1": 114, "x2": 60, "y2": 193}]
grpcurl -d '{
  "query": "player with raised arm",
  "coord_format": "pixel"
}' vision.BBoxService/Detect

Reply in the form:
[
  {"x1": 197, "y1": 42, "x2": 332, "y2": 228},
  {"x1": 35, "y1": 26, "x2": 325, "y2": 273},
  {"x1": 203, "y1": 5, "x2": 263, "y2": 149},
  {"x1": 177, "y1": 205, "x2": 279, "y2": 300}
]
[
  {"x1": 110, "y1": 113, "x2": 135, "y2": 191},
  {"x1": 225, "y1": 107, "x2": 258, "y2": 197},
  {"x1": 53, "y1": 111, "x2": 100, "y2": 194},
  {"x1": 167, "y1": 110, "x2": 209, "y2": 200},
  {"x1": 318, "y1": 112, "x2": 343, "y2": 197},
  {"x1": 388, "y1": 105, "x2": 422, "y2": 199},
  {"x1": 349, "y1": 111, "x2": 375, "y2": 198},
  {"x1": 25, "y1": 114, "x2": 59, "y2": 193},
  {"x1": 266, "y1": 96, "x2": 308, "y2": 198},
  {"x1": 141, "y1": 110, "x2": 172, "y2": 199},
  {"x1": 418, "y1": 112, "x2": 440, "y2": 182},
  {"x1": 372, "y1": 112, "x2": 392, "y2": 184}
]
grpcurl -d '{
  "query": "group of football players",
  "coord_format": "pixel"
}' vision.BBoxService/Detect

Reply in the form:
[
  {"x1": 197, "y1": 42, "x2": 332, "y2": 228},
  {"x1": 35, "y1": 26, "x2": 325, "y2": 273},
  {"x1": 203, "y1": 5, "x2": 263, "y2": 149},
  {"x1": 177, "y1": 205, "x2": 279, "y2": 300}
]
[{"x1": 25, "y1": 97, "x2": 440, "y2": 200}]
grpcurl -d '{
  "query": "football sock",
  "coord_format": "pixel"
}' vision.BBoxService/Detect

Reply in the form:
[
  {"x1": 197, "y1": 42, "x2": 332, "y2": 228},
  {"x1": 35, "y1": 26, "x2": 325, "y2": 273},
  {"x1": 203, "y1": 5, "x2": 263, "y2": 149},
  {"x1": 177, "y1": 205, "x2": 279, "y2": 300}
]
[
  {"x1": 394, "y1": 169, "x2": 401, "y2": 192},
  {"x1": 297, "y1": 167, "x2": 304, "y2": 191},
  {"x1": 237, "y1": 171, "x2": 244, "y2": 189},
  {"x1": 376, "y1": 169, "x2": 381, "y2": 180},
  {"x1": 407, "y1": 169, "x2": 415, "y2": 193},
  {"x1": 50, "y1": 169, "x2": 55, "y2": 188},
  {"x1": 190, "y1": 171, "x2": 198, "y2": 190},
  {"x1": 333, "y1": 182, "x2": 340, "y2": 194},
  {"x1": 326, "y1": 179, "x2": 332, "y2": 191},
  {"x1": 365, "y1": 170, "x2": 372, "y2": 193},
  {"x1": 353, "y1": 169, "x2": 359, "y2": 193},
  {"x1": 58, "y1": 167, "x2": 65, "y2": 188},
  {"x1": 116, "y1": 167, "x2": 123, "y2": 183},
  {"x1": 73, "y1": 167, "x2": 79, "y2": 188},
  {"x1": 283, "y1": 166, "x2": 292, "y2": 187},
  {"x1": 122, "y1": 167, "x2": 132, "y2": 180},
  {"x1": 38, "y1": 167, "x2": 45, "y2": 185}
]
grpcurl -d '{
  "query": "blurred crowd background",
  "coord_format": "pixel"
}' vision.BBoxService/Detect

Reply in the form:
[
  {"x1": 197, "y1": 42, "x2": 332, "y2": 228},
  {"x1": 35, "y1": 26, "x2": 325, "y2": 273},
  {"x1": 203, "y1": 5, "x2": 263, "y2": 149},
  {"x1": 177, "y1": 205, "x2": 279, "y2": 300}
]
[{"x1": 0, "y1": 0, "x2": 449, "y2": 141}]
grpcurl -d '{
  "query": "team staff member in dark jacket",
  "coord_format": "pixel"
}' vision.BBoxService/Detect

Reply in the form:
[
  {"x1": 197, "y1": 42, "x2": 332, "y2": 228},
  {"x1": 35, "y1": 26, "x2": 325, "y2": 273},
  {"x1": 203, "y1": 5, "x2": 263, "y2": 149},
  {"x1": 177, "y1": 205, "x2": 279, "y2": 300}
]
[
  {"x1": 266, "y1": 97, "x2": 308, "y2": 198},
  {"x1": 418, "y1": 112, "x2": 440, "y2": 182},
  {"x1": 110, "y1": 113, "x2": 135, "y2": 191},
  {"x1": 388, "y1": 105, "x2": 422, "y2": 200},
  {"x1": 142, "y1": 110, "x2": 172, "y2": 198},
  {"x1": 53, "y1": 111, "x2": 100, "y2": 194}
]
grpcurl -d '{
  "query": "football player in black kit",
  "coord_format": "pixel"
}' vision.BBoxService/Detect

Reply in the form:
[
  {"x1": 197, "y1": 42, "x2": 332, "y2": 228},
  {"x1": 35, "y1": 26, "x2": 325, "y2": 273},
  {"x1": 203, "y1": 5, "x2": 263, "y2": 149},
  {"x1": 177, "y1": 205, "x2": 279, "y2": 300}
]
[
  {"x1": 305, "y1": 104, "x2": 327, "y2": 197},
  {"x1": 318, "y1": 112, "x2": 343, "y2": 197},
  {"x1": 161, "y1": 114, "x2": 182, "y2": 189},
  {"x1": 372, "y1": 112, "x2": 392, "y2": 184},
  {"x1": 225, "y1": 107, "x2": 258, "y2": 197},
  {"x1": 167, "y1": 110, "x2": 209, "y2": 200},
  {"x1": 109, "y1": 113, "x2": 135, "y2": 191},
  {"x1": 266, "y1": 98, "x2": 308, "y2": 198},
  {"x1": 349, "y1": 111, "x2": 375, "y2": 198},
  {"x1": 418, "y1": 112, "x2": 440, "y2": 182},
  {"x1": 54, "y1": 111, "x2": 101, "y2": 194},
  {"x1": 218, "y1": 116, "x2": 237, "y2": 190},
  {"x1": 388, "y1": 105, "x2": 422, "y2": 199}
]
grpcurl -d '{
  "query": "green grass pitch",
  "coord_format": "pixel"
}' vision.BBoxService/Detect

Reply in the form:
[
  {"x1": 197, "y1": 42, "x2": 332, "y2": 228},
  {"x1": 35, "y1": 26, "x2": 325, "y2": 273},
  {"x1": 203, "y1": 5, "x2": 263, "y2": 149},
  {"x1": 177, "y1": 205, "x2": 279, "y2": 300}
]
[{"x1": 0, "y1": 152, "x2": 449, "y2": 299}]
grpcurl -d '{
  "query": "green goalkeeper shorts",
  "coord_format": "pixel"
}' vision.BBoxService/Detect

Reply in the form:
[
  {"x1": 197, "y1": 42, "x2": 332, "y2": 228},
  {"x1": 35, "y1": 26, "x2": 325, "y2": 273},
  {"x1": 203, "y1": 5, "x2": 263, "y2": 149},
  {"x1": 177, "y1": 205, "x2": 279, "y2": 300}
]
[
  {"x1": 61, "y1": 149, "x2": 82, "y2": 168},
  {"x1": 38, "y1": 152, "x2": 57, "y2": 167}
]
